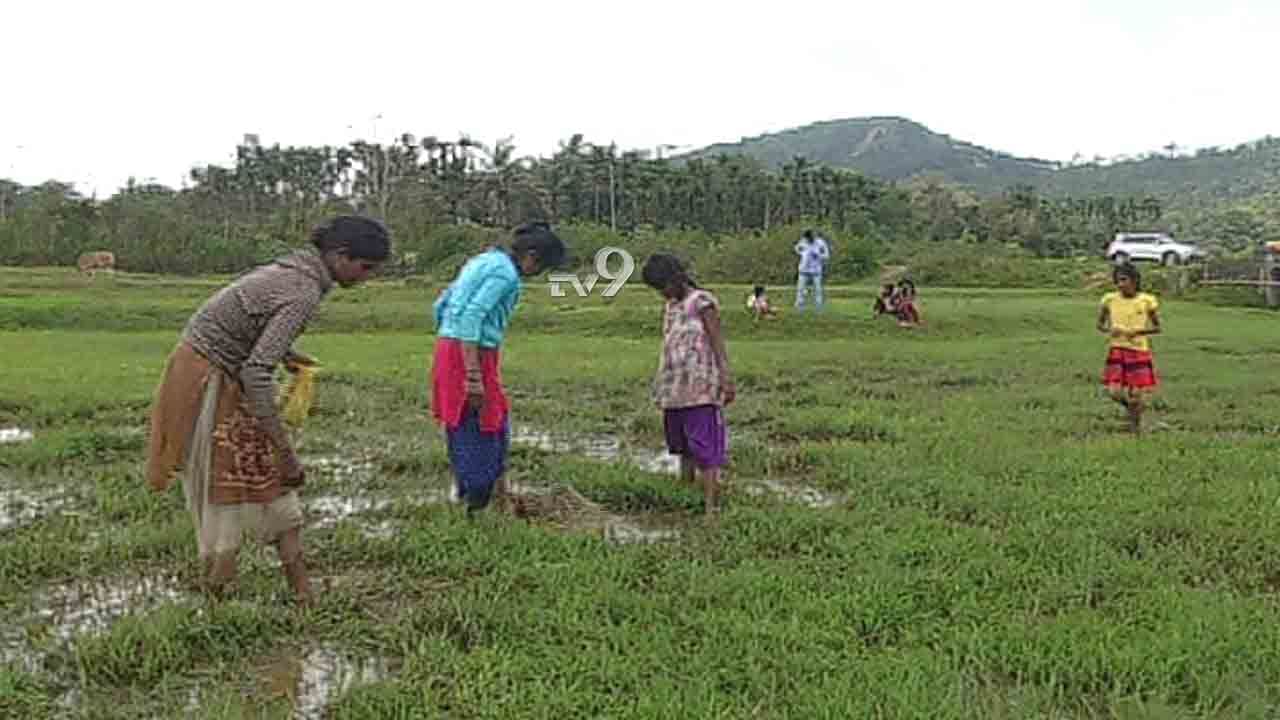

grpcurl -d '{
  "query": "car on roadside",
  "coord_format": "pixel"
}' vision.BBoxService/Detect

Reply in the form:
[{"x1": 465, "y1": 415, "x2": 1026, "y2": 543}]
[{"x1": 1105, "y1": 232, "x2": 1206, "y2": 266}]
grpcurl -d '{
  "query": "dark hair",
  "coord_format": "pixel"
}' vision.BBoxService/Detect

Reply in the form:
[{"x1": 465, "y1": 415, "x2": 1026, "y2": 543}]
[
  {"x1": 511, "y1": 221, "x2": 566, "y2": 271},
  {"x1": 1113, "y1": 262, "x2": 1141, "y2": 290},
  {"x1": 311, "y1": 215, "x2": 391, "y2": 262},
  {"x1": 753, "y1": 285, "x2": 765, "y2": 297},
  {"x1": 803, "y1": 229, "x2": 814, "y2": 240},
  {"x1": 642, "y1": 253, "x2": 698, "y2": 291}
]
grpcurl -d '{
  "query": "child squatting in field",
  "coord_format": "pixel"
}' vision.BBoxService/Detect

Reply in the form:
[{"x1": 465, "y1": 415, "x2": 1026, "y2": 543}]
[
  {"x1": 145, "y1": 215, "x2": 391, "y2": 604},
  {"x1": 643, "y1": 254, "x2": 736, "y2": 514},
  {"x1": 430, "y1": 222, "x2": 567, "y2": 514},
  {"x1": 872, "y1": 279, "x2": 922, "y2": 327},
  {"x1": 1097, "y1": 262, "x2": 1161, "y2": 434},
  {"x1": 745, "y1": 285, "x2": 778, "y2": 321}
]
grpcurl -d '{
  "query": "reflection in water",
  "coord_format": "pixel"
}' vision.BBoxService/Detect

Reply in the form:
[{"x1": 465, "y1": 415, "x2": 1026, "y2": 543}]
[{"x1": 264, "y1": 644, "x2": 396, "y2": 719}]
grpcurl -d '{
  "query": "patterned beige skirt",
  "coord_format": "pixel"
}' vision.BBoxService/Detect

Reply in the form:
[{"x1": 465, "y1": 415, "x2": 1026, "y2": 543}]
[{"x1": 146, "y1": 342, "x2": 302, "y2": 561}]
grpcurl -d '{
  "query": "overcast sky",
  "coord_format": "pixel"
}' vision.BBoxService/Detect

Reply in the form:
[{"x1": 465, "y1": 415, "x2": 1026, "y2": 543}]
[{"x1": 4, "y1": 0, "x2": 1277, "y2": 197}]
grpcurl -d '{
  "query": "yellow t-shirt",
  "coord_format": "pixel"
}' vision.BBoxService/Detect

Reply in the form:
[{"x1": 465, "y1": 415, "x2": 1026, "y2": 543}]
[{"x1": 1101, "y1": 291, "x2": 1159, "y2": 351}]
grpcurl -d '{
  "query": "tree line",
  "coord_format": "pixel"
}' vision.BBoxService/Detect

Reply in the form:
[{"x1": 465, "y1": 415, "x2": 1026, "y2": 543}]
[{"x1": 0, "y1": 132, "x2": 1197, "y2": 278}]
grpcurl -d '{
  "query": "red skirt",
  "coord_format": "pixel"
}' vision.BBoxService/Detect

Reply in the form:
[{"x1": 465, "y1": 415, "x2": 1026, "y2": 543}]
[
  {"x1": 430, "y1": 338, "x2": 509, "y2": 433},
  {"x1": 1102, "y1": 347, "x2": 1158, "y2": 390}
]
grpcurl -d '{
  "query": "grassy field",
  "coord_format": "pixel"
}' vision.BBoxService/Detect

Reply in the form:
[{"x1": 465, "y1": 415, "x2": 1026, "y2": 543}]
[{"x1": 3, "y1": 266, "x2": 1280, "y2": 719}]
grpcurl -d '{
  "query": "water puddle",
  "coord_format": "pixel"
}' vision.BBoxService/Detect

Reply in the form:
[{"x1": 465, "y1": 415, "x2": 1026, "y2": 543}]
[
  {"x1": 1, "y1": 573, "x2": 187, "y2": 674},
  {"x1": 306, "y1": 455, "x2": 377, "y2": 480},
  {"x1": 739, "y1": 477, "x2": 843, "y2": 509},
  {"x1": 34, "y1": 573, "x2": 185, "y2": 643},
  {"x1": 0, "y1": 485, "x2": 69, "y2": 531},
  {"x1": 511, "y1": 426, "x2": 680, "y2": 475},
  {"x1": 510, "y1": 425, "x2": 840, "y2": 522},
  {"x1": 307, "y1": 495, "x2": 396, "y2": 539},
  {"x1": 308, "y1": 495, "x2": 394, "y2": 523},
  {"x1": 307, "y1": 488, "x2": 451, "y2": 539},
  {"x1": 0, "y1": 427, "x2": 34, "y2": 444},
  {"x1": 262, "y1": 644, "x2": 397, "y2": 719},
  {"x1": 603, "y1": 517, "x2": 683, "y2": 545},
  {"x1": 513, "y1": 427, "x2": 840, "y2": 510},
  {"x1": 302, "y1": 454, "x2": 413, "y2": 538}
]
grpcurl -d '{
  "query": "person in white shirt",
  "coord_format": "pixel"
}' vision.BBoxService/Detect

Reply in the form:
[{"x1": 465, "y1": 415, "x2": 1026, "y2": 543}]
[{"x1": 794, "y1": 229, "x2": 830, "y2": 311}]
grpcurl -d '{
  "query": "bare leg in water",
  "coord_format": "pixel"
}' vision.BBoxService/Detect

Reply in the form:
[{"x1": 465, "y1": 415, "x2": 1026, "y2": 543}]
[
  {"x1": 679, "y1": 454, "x2": 697, "y2": 486},
  {"x1": 700, "y1": 467, "x2": 722, "y2": 515},
  {"x1": 276, "y1": 527, "x2": 312, "y2": 605},
  {"x1": 206, "y1": 548, "x2": 239, "y2": 599}
]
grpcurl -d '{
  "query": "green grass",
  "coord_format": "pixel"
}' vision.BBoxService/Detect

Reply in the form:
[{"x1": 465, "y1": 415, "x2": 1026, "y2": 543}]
[{"x1": 3, "y1": 267, "x2": 1280, "y2": 718}]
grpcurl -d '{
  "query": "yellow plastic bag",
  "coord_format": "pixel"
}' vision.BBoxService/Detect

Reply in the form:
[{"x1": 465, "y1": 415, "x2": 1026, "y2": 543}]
[{"x1": 279, "y1": 364, "x2": 318, "y2": 427}]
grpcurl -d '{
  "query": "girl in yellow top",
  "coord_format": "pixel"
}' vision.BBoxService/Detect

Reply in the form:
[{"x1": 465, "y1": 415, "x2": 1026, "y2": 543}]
[{"x1": 1096, "y1": 262, "x2": 1161, "y2": 434}]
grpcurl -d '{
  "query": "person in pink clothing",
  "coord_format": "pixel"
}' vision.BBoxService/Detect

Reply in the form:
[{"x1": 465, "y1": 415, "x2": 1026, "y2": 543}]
[{"x1": 642, "y1": 253, "x2": 736, "y2": 515}]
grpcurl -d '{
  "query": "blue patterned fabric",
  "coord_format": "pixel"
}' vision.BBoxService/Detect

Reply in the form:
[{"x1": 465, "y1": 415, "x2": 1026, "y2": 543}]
[{"x1": 445, "y1": 406, "x2": 510, "y2": 510}]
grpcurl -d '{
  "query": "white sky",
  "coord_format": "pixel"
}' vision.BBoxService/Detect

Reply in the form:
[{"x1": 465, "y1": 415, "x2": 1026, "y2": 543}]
[{"x1": 4, "y1": 0, "x2": 1278, "y2": 197}]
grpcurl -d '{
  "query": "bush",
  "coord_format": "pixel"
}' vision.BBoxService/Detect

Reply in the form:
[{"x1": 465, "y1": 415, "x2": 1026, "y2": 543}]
[
  {"x1": 879, "y1": 241, "x2": 1104, "y2": 289},
  {"x1": 551, "y1": 222, "x2": 880, "y2": 287}
]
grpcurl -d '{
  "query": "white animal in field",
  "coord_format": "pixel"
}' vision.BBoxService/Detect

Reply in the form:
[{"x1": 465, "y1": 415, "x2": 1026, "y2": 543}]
[{"x1": 77, "y1": 251, "x2": 116, "y2": 277}]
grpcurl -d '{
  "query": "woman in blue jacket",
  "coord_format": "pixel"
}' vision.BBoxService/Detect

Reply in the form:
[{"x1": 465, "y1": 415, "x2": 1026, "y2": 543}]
[{"x1": 430, "y1": 222, "x2": 566, "y2": 513}]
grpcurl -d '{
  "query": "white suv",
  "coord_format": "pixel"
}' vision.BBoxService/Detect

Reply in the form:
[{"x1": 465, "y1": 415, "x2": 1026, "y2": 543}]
[{"x1": 1105, "y1": 232, "x2": 1206, "y2": 266}]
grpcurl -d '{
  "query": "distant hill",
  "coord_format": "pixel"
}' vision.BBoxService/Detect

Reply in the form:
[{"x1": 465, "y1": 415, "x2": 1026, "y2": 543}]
[
  {"x1": 680, "y1": 116, "x2": 1280, "y2": 201},
  {"x1": 680, "y1": 117, "x2": 1059, "y2": 192},
  {"x1": 1039, "y1": 137, "x2": 1280, "y2": 204}
]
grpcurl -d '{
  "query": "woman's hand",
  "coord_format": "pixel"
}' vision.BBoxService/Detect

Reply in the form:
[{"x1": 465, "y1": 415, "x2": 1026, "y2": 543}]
[
  {"x1": 466, "y1": 373, "x2": 485, "y2": 414},
  {"x1": 722, "y1": 377, "x2": 737, "y2": 406},
  {"x1": 285, "y1": 350, "x2": 317, "y2": 373},
  {"x1": 279, "y1": 447, "x2": 306, "y2": 486}
]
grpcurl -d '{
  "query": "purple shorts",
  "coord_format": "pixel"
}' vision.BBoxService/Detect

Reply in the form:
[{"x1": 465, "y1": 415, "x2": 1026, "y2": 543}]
[{"x1": 663, "y1": 404, "x2": 728, "y2": 468}]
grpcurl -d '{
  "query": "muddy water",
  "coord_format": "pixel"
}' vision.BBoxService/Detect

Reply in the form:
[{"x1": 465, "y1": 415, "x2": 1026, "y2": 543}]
[
  {"x1": 301, "y1": 427, "x2": 836, "y2": 550},
  {"x1": 305, "y1": 456, "x2": 453, "y2": 541},
  {"x1": 511, "y1": 426, "x2": 842, "y2": 510},
  {"x1": 739, "y1": 477, "x2": 842, "y2": 509},
  {"x1": 0, "y1": 485, "x2": 69, "y2": 531},
  {"x1": 307, "y1": 495, "x2": 429, "y2": 541},
  {"x1": 306, "y1": 455, "x2": 377, "y2": 480},
  {"x1": 603, "y1": 516, "x2": 683, "y2": 545},
  {"x1": 303, "y1": 453, "x2": 448, "y2": 539},
  {"x1": 307, "y1": 495, "x2": 398, "y2": 541},
  {"x1": 1, "y1": 573, "x2": 187, "y2": 674},
  {"x1": 511, "y1": 426, "x2": 681, "y2": 475},
  {"x1": 308, "y1": 495, "x2": 394, "y2": 523},
  {"x1": 35, "y1": 573, "x2": 185, "y2": 642},
  {"x1": 262, "y1": 644, "x2": 397, "y2": 719}
]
